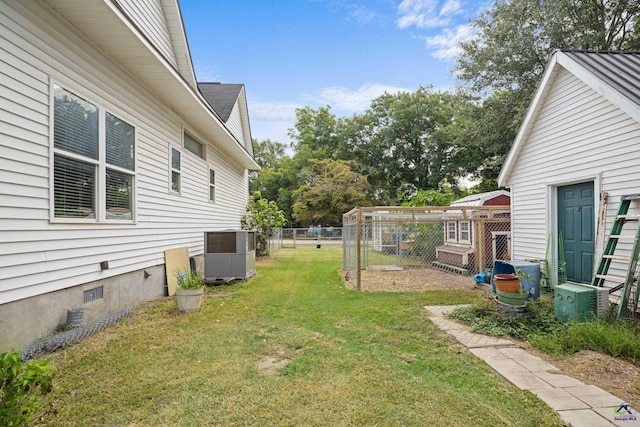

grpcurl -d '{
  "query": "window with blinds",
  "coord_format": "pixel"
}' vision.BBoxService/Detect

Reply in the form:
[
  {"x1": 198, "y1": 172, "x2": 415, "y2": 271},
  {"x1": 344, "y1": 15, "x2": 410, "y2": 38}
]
[
  {"x1": 53, "y1": 84, "x2": 135, "y2": 221},
  {"x1": 184, "y1": 132, "x2": 204, "y2": 159}
]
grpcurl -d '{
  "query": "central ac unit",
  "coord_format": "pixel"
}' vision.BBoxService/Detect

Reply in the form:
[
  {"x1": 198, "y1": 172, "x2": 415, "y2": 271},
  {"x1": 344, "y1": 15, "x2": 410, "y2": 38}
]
[{"x1": 204, "y1": 230, "x2": 256, "y2": 282}]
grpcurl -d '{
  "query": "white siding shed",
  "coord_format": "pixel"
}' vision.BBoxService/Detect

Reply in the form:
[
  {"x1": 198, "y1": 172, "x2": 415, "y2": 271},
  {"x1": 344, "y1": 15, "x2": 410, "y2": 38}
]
[{"x1": 499, "y1": 50, "x2": 640, "y2": 294}]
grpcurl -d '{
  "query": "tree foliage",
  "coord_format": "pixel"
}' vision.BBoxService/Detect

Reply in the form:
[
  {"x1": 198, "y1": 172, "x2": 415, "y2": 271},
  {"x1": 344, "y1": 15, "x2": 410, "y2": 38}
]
[
  {"x1": 252, "y1": 138, "x2": 286, "y2": 170},
  {"x1": 241, "y1": 192, "x2": 287, "y2": 256},
  {"x1": 344, "y1": 87, "x2": 471, "y2": 204},
  {"x1": 292, "y1": 159, "x2": 371, "y2": 227},
  {"x1": 402, "y1": 189, "x2": 454, "y2": 207}
]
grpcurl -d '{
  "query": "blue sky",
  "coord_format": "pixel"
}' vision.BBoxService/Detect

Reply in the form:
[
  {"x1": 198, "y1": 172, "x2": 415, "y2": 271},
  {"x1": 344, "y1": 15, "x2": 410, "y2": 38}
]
[{"x1": 181, "y1": 0, "x2": 489, "y2": 145}]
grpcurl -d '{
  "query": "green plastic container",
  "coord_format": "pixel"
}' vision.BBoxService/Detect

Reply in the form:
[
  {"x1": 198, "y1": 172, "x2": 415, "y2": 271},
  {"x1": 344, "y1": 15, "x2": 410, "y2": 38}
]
[
  {"x1": 496, "y1": 289, "x2": 527, "y2": 306},
  {"x1": 554, "y1": 283, "x2": 596, "y2": 322}
]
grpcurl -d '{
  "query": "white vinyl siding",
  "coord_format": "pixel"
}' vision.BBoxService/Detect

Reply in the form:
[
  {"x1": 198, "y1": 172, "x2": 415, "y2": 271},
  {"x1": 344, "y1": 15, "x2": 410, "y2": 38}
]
[
  {"x1": 225, "y1": 101, "x2": 253, "y2": 149},
  {"x1": 507, "y1": 68, "x2": 640, "y2": 271},
  {"x1": 116, "y1": 0, "x2": 176, "y2": 67},
  {"x1": 0, "y1": 1, "x2": 250, "y2": 305}
]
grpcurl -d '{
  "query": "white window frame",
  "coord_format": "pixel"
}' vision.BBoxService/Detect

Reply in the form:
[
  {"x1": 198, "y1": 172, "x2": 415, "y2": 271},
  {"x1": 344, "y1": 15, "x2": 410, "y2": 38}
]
[
  {"x1": 459, "y1": 220, "x2": 471, "y2": 244},
  {"x1": 446, "y1": 221, "x2": 457, "y2": 243},
  {"x1": 183, "y1": 130, "x2": 205, "y2": 160},
  {"x1": 50, "y1": 82, "x2": 136, "y2": 223},
  {"x1": 170, "y1": 147, "x2": 181, "y2": 194}
]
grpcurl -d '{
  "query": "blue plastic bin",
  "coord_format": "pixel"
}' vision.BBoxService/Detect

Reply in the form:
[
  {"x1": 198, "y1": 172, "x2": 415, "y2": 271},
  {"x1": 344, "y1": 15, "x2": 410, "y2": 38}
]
[{"x1": 492, "y1": 260, "x2": 540, "y2": 300}]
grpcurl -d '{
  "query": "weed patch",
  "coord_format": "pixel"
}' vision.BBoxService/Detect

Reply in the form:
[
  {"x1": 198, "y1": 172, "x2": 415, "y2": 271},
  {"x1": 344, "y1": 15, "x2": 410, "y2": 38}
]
[
  {"x1": 451, "y1": 294, "x2": 640, "y2": 366},
  {"x1": 449, "y1": 294, "x2": 562, "y2": 340}
]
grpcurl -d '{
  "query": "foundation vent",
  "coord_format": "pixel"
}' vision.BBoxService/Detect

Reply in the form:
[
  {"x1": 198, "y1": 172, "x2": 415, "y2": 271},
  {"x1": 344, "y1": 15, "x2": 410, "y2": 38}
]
[{"x1": 84, "y1": 286, "x2": 103, "y2": 304}]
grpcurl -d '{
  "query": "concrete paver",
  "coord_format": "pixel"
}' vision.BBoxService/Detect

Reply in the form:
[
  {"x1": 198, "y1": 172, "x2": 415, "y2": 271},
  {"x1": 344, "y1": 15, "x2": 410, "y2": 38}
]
[
  {"x1": 529, "y1": 387, "x2": 591, "y2": 410},
  {"x1": 558, "y1": 409, "x2": 620, "y2": 427},
  {"x1": 565, "y1": 385, "x2": 626, "y2": 408},
  {"x1": 535, "y1": 372, "x2": 586, "y2": 388},
  {"x1": 423, "y1": 305, "x2": 637, "y2": 427}
]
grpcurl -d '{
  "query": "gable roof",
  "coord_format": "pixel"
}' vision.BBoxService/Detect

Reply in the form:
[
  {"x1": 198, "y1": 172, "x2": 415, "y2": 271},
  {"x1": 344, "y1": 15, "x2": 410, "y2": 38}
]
[
  {"x1": 43, "y1": 0, "x2": 259, "y2": 170},
  {"x1": 498, "y1": 50, "x2": 640, "y2": 187},
  {"x1": 450, "y1": 190, "x2": 510, "y2": 207},
  {"x1": 198, "y1": 83, "x2": 245, "y2": 122}
]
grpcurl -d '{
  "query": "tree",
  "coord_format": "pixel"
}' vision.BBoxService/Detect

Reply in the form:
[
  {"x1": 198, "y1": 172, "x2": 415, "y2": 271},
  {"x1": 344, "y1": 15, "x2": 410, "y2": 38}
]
[
  {"x1": 252, "y1": 138, "x2": 287, "y2": 170},
  {"x1": 288, "y1": 106, "x2": 343, "y2": 162},
  {"x1": 402, "y1": 189, "x2": 454, "y2": 207},
  {"x1": 241, "y1": 192, "x2": 287, "y2": 256},
  {"x1": 292, "y1": 159, "x2": 371, "y2": 226},
  {"x1": 344, "y1": 87, "x2": 469, "y2": 204},
  {"x1": 450, "y1": 89, "x2": 531, "y2": 190}
]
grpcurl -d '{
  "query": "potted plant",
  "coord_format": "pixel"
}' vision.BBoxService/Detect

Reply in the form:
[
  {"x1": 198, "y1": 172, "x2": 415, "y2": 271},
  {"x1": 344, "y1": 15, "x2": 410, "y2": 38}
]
[
  {"x1": 495, "y1": 269, "x2": 532, "y2": 306},
  {"x1": 493, "y1": 273, "x2": 520, "y2": 293},
  {"x1": 175, "y1": 268, "x2": 204, "y2": 313}
]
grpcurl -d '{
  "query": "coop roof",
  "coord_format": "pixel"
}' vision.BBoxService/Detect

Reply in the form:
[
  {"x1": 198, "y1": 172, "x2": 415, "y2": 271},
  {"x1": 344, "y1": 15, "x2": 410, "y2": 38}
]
[{"x1": 450, "y1": 190, "x2": 510, "y2": 207}]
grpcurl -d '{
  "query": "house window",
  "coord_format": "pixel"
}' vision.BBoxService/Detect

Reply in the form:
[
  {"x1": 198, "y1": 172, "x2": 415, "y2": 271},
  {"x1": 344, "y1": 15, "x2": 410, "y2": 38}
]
[
  {"x1": 184, "y1": 132, "x2": 204, "y2": 159},
  {"x1": 171, "y1": 148, "x2": 181, "y2": 193},
  {"x1": 209, "y1": 169, "x2": 216, "y2": 202},
  {"x1": 53, "y1": 85, "x2": 134, "y2": 221},
  {"x1": 446, "y1": 221, "x2": 457, "y2": 242},
  {"x1": 459, "y1": 221, "x2": 471, "y2": 244}
]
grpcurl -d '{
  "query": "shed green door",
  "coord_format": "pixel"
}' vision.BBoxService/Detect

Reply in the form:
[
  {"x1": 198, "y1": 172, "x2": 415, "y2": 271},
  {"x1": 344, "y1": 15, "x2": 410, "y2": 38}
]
[{"x1": 558, "y1": 182, "x2": 594, "y2": 283}]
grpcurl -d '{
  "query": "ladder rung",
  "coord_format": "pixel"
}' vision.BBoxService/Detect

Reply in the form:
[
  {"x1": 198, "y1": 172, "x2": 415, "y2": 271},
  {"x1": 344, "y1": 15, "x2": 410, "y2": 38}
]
[
  {"x1": 595, "y1": 274, "x2": 626, "y2": 283},
  {"x1": 616, "y1": 215, "x2": 640, "y2": 221},
  {"x1": 602, "y1": 254, "x2": 631, "y2": 261}
]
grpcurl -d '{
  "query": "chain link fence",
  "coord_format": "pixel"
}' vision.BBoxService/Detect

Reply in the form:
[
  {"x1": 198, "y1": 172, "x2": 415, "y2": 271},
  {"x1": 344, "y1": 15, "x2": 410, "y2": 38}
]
[
  {"x1": 271, "y1": 227, "x2": 343, "y2": 249},
  {"x1": 343, "y1": 206, "x2": 511, "y2": 290}
]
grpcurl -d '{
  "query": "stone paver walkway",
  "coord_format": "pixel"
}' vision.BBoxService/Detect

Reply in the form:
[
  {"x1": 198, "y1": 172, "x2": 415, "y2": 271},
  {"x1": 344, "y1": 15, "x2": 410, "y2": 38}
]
[{"x1": 424, "y1": 305, "x2": 640, "y2": 427}]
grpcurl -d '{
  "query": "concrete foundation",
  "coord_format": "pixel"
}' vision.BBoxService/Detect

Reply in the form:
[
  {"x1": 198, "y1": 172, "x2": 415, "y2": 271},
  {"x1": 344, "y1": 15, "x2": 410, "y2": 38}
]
[{"x1": 0, "y1": 264, "x2": 167, "y2": 353}]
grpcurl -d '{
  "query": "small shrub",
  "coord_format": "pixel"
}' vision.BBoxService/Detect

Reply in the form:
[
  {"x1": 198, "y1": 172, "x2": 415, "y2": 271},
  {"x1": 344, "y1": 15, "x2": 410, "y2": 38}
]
[
  {"x1": 0, "y1": 349, "x2": 57, "y2": 426},
  {"x1": 449, "y1": 295, "x2": 563, "y2": 341}
]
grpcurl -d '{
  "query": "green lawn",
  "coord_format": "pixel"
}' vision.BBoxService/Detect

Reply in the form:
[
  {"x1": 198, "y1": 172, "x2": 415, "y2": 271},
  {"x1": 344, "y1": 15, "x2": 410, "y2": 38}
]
[{"x1": 34, "y1": 247, "x2": 562, "y2": 426}]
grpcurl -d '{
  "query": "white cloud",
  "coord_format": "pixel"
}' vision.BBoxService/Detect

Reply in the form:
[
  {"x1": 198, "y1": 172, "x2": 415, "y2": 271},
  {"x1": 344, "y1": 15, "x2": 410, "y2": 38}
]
[
  {"x1": 440, "y1": 0, "x2": 462, "y2": 16},
  {"x1": 396, "y1": 0, "x2": 447, "y2": 29},
  {"x1": 192, "y1": 62, "x2": 223, "y2": 83},
  {"x1": 247, "y1": 100, "x2": 300, "y2": 144},
  {"x1": 249, "y1": 101, "x2": 299, "y2": 122},
  {"x1": 424, "y1": 24, "x2": 475, "y2": 60},
  {"x1": 346, "y1": 4, "x2": 377, "y2": 26},
  {"x1": 313, "y1": 83, "x2": 412, "y2": 112},
  {"x1": 396, "y1": 0, "x2": 464, "y2": 29}
]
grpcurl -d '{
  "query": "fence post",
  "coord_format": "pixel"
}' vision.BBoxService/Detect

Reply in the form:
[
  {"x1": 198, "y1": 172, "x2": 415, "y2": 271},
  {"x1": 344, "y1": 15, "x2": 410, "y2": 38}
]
[{"x1": 356, "y1": 208, "x2": 362, "y2": 291}]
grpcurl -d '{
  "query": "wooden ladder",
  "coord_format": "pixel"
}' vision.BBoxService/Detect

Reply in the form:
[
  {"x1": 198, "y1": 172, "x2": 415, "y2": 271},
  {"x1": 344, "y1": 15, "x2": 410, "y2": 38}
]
[{"x1": 591, "y1": 194, "x2": 640, "y2": 317}]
